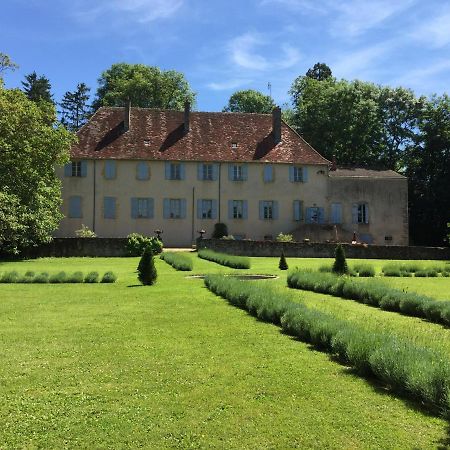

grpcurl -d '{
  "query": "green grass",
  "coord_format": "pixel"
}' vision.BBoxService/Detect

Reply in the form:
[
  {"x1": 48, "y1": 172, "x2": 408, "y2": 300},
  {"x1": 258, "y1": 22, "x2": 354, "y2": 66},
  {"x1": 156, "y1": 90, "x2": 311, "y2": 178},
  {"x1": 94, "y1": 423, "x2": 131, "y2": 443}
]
[{"x1": 0, "y1": 256, "x2": 448, "y2": 448}]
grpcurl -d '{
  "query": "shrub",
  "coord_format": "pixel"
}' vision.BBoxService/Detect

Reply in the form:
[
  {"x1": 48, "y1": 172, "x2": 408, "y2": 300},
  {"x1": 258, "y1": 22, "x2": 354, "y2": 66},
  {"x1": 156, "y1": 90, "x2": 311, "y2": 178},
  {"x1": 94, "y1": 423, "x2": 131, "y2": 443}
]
[
  {"x1": 353, "y1": 264, "x2": 375, "y2": 277},
  {"x1": 84, "y1": 271, "x2": 99, "y2": 283},
  {"x1": 318, "y1": 265, "x2": 332, "y2": 273},
  {"x1": 66, "y1": 271, "x2": 84, "y2": 283},
  {"x1": 332, "y1": 244, "x2": 348, "y2": 275},
  {"x1": 33, "y1": 272, "x2": 49, "y2": 283},
  {"x1": 138, "y1": 247, "x2": 157, "y2": 285},
  {"x1": 278, "y1": 251, "x2": 288, "y2": 270},
  {"x1": 19, "y1": 271, "x2": 36, "y2": 283},
  {"x1": 198, "y1": 249, "x2": 250, "y2": 269},
  {"x1": 160, "y1": 252, "x2": 193, "y2": 271},
  {"x1": 49, "y1": 271, "x2": 67, "y2": 283},
  {"x1": 0, "y1": 271, "x2": 19, "y2": 283},
  {"x1": 276, "y1": 233, "x2": 293, "y2": 242},
  {"x1": 126, "y1": 233, "x2": 163, "y2": 256},
  {"x1": 101, "y1": 271, "x2": 117, "y2": 283},
  {"x1": 75, "y1": 224, "x2": 96, "y2": 238},
  {"x1": 212, "y1": 223, "x2": 228, "y2": 239},
  {"x1": 205, "y1": 274, "x2": 450, "y2": 413}
]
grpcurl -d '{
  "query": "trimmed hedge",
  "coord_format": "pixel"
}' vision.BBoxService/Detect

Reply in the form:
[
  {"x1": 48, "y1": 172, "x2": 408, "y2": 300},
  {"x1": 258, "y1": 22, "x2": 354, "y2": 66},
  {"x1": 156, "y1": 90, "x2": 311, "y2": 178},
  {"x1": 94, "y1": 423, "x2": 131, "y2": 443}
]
[
  {"x1": 204, "y1": 274, "x2": 450, "y2": 414},
  {"x1": 287, "y1": 270, "x2": 450, "y2": 326},
  {"x1": 0, "y1": 271, "x2": 117, "y2": 284},
  {"x1": 198, "y1": 249, "x2": 250, "y2": 269},
  {"x1": 382, "y1": 263, "x2": 448, "y2": 277},
  {"x1": 160, "y1": 252, "x2": 193, "y2": 271}
]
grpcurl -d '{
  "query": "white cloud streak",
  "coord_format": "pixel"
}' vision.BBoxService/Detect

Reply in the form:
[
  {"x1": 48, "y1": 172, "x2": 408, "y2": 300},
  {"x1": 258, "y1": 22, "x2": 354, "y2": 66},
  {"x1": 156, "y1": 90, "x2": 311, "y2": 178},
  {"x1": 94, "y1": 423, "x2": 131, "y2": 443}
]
[{"x1": 412, "y1": 10, "x2": 450, "y2": 48}]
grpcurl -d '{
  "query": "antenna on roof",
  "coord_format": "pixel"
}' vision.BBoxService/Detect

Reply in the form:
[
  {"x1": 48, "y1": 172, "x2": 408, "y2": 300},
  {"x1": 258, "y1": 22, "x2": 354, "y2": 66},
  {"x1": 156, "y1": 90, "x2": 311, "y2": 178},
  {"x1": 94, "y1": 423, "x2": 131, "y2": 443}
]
[{"x1": 267, "y1": 82, "x2": 272, "y2": 99}]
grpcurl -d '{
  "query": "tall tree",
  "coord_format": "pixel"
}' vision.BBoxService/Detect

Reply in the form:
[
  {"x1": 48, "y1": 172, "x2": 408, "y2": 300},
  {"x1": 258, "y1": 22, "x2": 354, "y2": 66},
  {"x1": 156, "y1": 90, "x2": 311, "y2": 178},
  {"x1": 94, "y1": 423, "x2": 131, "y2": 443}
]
[
  {"x1": 223, "y1": 89, "x2": 276, "y2": 113},
  {"x1": 405, "y1": 95, "x2": 450, "y2": 246},
  {"x1": 22, "y1": 71, "x2": 53, "y2": 104},
  {"x1": 306, "y1": 62, "x2": 332, "y2": 81},
  {"x1": 59, "y1": 83, "x2": 91, "y2": 131},
  {"x1": 93, "y1": 63, "x2": 196, "y2": 110},
  {"x1": 0, "y1": 85, "x2": 75, "y2": 254},
  {"x1": 0, "y1": 52, "x2": 18, "y2": 77}
]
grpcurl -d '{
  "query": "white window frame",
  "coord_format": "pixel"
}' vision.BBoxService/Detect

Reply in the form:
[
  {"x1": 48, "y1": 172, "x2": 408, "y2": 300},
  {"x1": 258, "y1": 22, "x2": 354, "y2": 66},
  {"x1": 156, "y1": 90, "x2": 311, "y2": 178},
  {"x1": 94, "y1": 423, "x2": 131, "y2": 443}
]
[
  {"x1": 71, "y1": 161, "x2": 82, "y2": 177},
  {"x1": 170, "y1": 199, "x2": 181, "y2": 219},
  {"x1": 293, "y1": 166, "x2": 303, "y2": 182},
  {"x1": 201, "y1": 200, "x2": 213, "y2": 219},
  {"x1": 203, "y1": 164, "x2": 213, "y2": 181},
  {"x1": 357, "y1": 203, "x2": 369, "y2": 224},
  {"x1": 233, "y1": 200, "x2": 244, "y2": 219},
  {"x1": 170, "y1": 163, "x2": 181, "y2": 180},
  {"x1": 137, "y1": 198, "x2": 150, "y2": 218},
  {"x1": 263, "y1": 201, "x2": 274, "y2": 219},
  {"x1": 233, "y1": 165, "x2": 243, "y2": 181}
]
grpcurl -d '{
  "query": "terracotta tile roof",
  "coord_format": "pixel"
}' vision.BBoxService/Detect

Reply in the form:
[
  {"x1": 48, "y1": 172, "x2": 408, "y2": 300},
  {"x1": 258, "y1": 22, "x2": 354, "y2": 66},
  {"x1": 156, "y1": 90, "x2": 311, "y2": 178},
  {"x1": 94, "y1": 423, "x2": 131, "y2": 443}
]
[
  {"x1": 71, "y1": 107, "x2": 330, "y2": 165},
  {"x1": 329, "y1": 168, "x2": 406, "y2": 179}
]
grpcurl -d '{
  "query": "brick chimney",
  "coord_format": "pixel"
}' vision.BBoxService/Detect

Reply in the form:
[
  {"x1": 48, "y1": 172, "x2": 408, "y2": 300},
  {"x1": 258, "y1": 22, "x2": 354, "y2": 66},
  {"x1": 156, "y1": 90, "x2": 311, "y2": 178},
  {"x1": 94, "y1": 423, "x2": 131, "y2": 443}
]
[
  {"x1": 184, "y1": 101, "x2": 190, "y2": 134},
  {"x1": 124, "y1": 100, "x2": 131, "y2": 132},
  {"x1": 330, "y1": 154, "x2": 337, "y2": 171},
  {"x1": 272, "y1": 106, "x2": 282, "y2": 144}
]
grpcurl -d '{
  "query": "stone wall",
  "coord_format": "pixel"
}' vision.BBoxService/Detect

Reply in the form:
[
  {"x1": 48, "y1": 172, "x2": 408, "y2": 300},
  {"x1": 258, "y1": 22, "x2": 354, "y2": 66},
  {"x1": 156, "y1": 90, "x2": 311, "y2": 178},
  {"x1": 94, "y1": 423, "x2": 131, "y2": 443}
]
[{"x1": 197, "y1": 239, "x2": 450, "y2": 260}]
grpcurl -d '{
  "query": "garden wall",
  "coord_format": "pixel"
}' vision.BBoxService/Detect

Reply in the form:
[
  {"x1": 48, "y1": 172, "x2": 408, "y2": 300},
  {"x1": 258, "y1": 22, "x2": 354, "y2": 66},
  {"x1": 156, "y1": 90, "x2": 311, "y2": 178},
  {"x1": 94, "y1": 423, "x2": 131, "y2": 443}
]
[{"x1": 197, "y1": 239, "x2": 450, "y2": 260}]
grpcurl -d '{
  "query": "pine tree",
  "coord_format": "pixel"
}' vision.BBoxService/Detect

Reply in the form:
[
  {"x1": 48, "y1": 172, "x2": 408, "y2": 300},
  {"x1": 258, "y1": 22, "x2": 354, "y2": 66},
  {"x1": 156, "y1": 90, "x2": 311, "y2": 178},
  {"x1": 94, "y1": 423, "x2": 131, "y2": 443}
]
[
  {"x1": 137, "y1": 247, "x2": 157, "y2": 285},
  {"x1": 279, "y1": 251, "x2": 288, "y2": 270},
  {"x1": 59, "y1": 83, "x2": 91, "y2": 131},
  {"x1": 332, "y1": 244, "x2": 348, "y2": 275},
  {"x1": 22, "y1": 71, "x2": 53, "y2": 103}
]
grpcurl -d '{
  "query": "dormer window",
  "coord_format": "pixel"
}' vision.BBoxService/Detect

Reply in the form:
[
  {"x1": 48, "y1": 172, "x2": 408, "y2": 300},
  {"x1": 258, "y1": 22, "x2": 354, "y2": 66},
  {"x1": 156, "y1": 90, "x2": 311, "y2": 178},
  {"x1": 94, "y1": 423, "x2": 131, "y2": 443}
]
[
  {"x1": 231, "y1": 142, "x2": 238, "y2": 149},
  {"x1": 143, "y1": 139, "x2": 151, "y2": 146}
]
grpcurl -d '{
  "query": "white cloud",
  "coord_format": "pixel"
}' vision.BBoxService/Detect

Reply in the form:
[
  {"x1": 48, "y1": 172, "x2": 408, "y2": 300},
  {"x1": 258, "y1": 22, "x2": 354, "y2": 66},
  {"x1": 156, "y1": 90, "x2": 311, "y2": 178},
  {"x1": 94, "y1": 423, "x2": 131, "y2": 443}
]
[
  {"x1": 207, "y1": 79, "x2": 252, "y2": 91},
  {"x1": 392, "y1": 60, "x2": 450, "y2": 90},
  {"x1": 412, "y1": 10, "x2": 450, "y2": 48},
  {"x1": 228, "y1": 32, "x2": 301, "y2": 72},
  {"x1": 72, "y1": 0, "x2": 183, "y2": 24}
]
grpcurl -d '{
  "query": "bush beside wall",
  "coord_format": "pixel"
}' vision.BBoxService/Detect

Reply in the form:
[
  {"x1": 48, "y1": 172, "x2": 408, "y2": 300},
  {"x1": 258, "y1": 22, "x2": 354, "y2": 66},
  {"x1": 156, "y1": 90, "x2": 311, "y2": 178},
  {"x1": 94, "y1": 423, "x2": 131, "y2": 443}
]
[{"x1": 198, "y1": 249, "x2": 250, "y2": 269}]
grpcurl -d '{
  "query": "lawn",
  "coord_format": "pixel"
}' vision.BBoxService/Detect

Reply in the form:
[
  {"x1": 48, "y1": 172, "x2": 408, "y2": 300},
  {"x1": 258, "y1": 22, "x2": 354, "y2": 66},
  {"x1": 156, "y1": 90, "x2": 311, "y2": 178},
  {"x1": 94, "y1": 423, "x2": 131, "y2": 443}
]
[{"x1": 0, "y1": 255, "x2": 449, "y2": 448}]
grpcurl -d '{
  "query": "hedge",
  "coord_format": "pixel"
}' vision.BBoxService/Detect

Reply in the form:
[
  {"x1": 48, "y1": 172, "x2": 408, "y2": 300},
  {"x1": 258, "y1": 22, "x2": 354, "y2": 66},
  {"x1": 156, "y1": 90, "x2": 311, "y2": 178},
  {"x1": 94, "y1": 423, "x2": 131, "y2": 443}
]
[
  {"x1": 204, "y1": 274, "x2": 450, "y2": 415},
  {"x1": 198, "y1": 249, "x2": 250, "y2": 269},
  {"x1": 160, "y1": 252, "x2": 193, "y2": 271},
  {"x1": 0, "y1": 271, "x2": 117, "y2": 284}
]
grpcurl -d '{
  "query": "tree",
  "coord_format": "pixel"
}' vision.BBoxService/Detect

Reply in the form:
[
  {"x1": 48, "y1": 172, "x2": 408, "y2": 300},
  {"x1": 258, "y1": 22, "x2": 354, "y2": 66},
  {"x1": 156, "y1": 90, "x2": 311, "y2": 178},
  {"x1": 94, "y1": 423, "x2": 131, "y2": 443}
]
[
  {"x1": 22, "y1": 71, "x2": 53, "y2": 104},
  {"x1": 223, "y1": 89, "x2": 276, "y2": 113},
  {"x1": 332, "y1": 244, "x2": 348, "y2": 275},
  {"x1": 59, "y1": 83, "x2": 91, "y2": 131},
  {"x1": 0, "y1": 53, "x2": 18, "y2": 77},
  {"x1": 93, "y1": 63, "x2": 196, "y2": 110},
  {"x1": 137, "y1": 247, "x2": 157, "y2": 285},
  {"x1": 306, "y1": 63, "x2": 332, "y2": 81},
  {"x1": 0, "y1": 85, "x2": 75, "y2": 254},
  {"x1": 212, "y1": 223, "x2": 228, "y2": 239},
  {"x1": 278, "y1": 251, "x2": 288, "y2": 270}
]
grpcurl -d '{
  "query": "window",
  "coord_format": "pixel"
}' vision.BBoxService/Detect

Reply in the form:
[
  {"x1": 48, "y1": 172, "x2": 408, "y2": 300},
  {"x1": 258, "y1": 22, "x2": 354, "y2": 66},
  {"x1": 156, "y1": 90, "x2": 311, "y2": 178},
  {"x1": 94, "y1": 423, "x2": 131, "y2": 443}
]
[
  {"x1": 72, "y1": 161, "x2": 81, "y2": 177},
  {"x1": 131, "y1": 198, "x2": 154, "y2": 219},
  {"x1": 289, "y1": 166, "x2": 308, "y2": 182},
  {"x1": 233, "y1": 200, "x2": 244, "y2": 219},
  {"x1": 170, "y1": 199, "x2": 181, "y2": 218},
  {"x1": 165, "y1": 162, "x2": 185, "y2": 180},
  {"x1": 305, "y1": 206, "x2": 325, "y2": 224},
  {"x1": 136, "y1": 162, "x2": 149, "y2": 180},
  {"x1": 163, "y1": 198, "x2": 186, "y2": 219},
  {"x1": 331, "y1": 203, "x2": 342, "y2": 224},
  {"x1": 231, "y1": 142, "x2": 238, "y2": 149},
  {"x1": 104, "y1": 197, "x2": 116, "y2": 219},
  {"x1": 104, "y1": 161, "x2": 116, "y2": 179},
  {"x1": 259, "y1": 200, "x2": 278, "y2": 220},
  {"x1": 263, "y1": 165, "x2": 274, "y2": 183},
  {"x1": 228, "y1": 164, "x2": 247, "y2": 181},
  {"x1": 234, "y1": 165, "x2": 243, "y2": 181},
  {"x1": 203, "y1": 164, "x2": 213, "y2": 181},
  {"x1": 68, "y1": 196, "x2": 82, "y2": 218},
  {"x1": 201, "y1": 200, "x2": 213, "y2": 219},
  {"x1": 353, "y1": 203, "x2": 369, "y2": 224}
]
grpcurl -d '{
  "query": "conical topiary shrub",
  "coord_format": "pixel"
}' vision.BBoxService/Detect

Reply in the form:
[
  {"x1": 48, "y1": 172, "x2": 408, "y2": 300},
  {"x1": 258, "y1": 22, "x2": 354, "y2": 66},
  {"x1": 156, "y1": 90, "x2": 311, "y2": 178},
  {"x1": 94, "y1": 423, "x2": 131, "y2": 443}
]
[
  {"x1": 138, "y1": 247, "x2": 157, "y2": 285},
  {"x1": 279, "y1": 251, "x2": 289, "y2": 270},
  {"x1": 332, "y1": 243, "x2": 348, "y2": 275}
]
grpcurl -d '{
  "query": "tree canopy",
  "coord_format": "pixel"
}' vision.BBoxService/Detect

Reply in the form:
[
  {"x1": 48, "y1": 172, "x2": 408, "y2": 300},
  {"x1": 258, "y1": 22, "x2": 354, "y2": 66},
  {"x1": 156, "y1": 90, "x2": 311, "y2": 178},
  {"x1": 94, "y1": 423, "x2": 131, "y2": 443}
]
[
  {"x1": 0, "y1": 52, "x2": 18, "y2": 77},
  {"x1": 306, "y1": 62, "x2": 332, "y2": 81},
  {"x1": 223, "y1": 89, "x2": 276, "y2": 113},
  {"x1": 0, "y1": 85, "x2": 75, "y2": 254},
  {"x1": 92, "y1": 63, "x2": 196, "y2": 110},
  {"x1": 59, "y1": 83, "x2": 91, "y2": 131},
  {"x1": 22, "y1": 71, "x2": 54, "y2": 104}
]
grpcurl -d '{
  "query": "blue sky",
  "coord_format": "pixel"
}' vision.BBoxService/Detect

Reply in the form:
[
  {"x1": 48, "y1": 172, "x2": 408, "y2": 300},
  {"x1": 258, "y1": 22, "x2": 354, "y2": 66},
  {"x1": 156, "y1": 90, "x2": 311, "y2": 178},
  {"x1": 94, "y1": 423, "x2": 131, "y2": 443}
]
[{"x1": 2, "y1": 0, "x2": 450, "y2": 111}]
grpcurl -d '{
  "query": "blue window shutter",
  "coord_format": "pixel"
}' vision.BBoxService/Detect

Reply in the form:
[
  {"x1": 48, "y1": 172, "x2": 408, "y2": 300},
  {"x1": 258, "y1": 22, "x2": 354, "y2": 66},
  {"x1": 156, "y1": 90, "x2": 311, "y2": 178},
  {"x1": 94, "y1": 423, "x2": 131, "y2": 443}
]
[
  {"x1": 131, "y1": 198, "x2": 138, "y2": 218},
  {"x1": 331, "y1": 203, "x2": 341, "y2": 224},
  {"x1": 352, "y1": 204, "x2": 358, "y2": 224},
  {"x1": 306, "y1": 207, "x2": 313, "y2": 224},
  {"x1": 104, "y1": 197, "x2": 115, "y2": 219},
  {"x1": 365, "y1": 205, "x2": 369, "y2": 224},
  {"x1": 64, "y1": 163, "x2": 72, "y2": 177},
  {"x1": 180, "y1": 163, "x2": 186, "y2": 180},
  {"x1": 302, "y1": 167, "x2": 308, "y2": 182},
  {"x1": 318, "y1": 207, "x2": 325, "y2": 224},
  {"x1": 212, "y1": 164, "x2": 219, "y2": 181},
  {"x1": 264, "y1": 165, "x2": 273, "y2": 182},
  {"x1": 242, "y1": 200, "x2": 248, "y2": 219},
  {"x1": 165, "y1": 162, "x2": 171, "y2": 180},
  {"x1": 273, "y1": 201, "x2": 279, "y2": 220},
  {"x1": 137, "y1": 162, "x2": 149, "y2": 180},
  {"x1": 180, "y1": 199, "x2": 187, "y2": 219},
  {"x1": 242, "y1": 164, "x2": 248, "y2": 181},
  {"x1": 228, "y1": 200, "x2": 233, "y2": 219},
  {"x1": 228, "y1": 164, "x2": 234, "y2": 181},
  {"x1": 197, "y1": 199, "x2": 203, "y2": 219},
  {"x1": 80, "y1": 161, "x2": 87, "y2": 177},
  {"x1": 69, "y1": 196, "x2": 82, "y2": 218},
  {"x1": 197, "y1": 164, "x2": 203, "y2": 180},
  {"x1": 105, "y1": 161, "x2": 115, "y2": 179},
  {"x1": 259, "y1": 201, "x2": 264, "y2": 220},
  {"x1": 293, "y1": 200, "x2": 300, "y2": 221},
  {"x1": 289, "y1": 166, "x2": 294, "y2": 182},
  {"x1": 163, "y1": 199, "x2": 170, "y2": 219},
  {"x1": 211, "y1": 200, "x2": 218, "y2": 220},
  {"x1": 147, "y1": 198, "x2": 154, "y2": 218}
]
